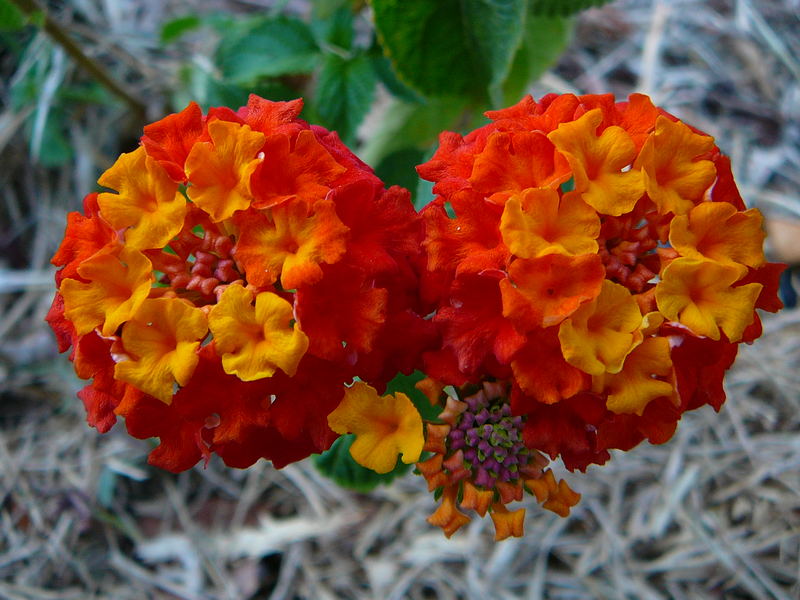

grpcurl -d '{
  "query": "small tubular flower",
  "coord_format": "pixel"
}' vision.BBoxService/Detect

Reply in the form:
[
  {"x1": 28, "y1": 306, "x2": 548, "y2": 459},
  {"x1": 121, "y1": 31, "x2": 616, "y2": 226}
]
[
  {"x1": 547, "y1": 109, "x2": 643, "y2": 216},
  {"x1": 60, "y1": 246, "x2": 153, "y2": 336},
  {"x1": 48, "y1": 95, "x2": 427, "y2": 477},
  {"x1": 500, "y1": 253, "x2": 605, "y2": 329},
  {"x1": 655, "y1": 258, "x2": 762, "y2": 341},
  {"x1": 592, "y1": 336, "x2": 674, "y2": 415},
  {"x1": 185, "y1": 119, "x2": 265, "y2": 221},
  {"x1": 97, "y1": 146, "x2": 186, "y2": 250},
  {"x1": 233, "y1": 199, "x2": 349, "y2": 289},
  {"x1": 635, "y1": 116, "x2": 716, "y2": 216},
  {"x1": 669, "y1": 202, "x2": 765, "y2": 268},
  {"x1": 208, "y1": 284, "x2": 308, "y2": 381},
  {"x1": 250, "y1": 130, "x2": 347, "y2": 209},
  {"x1": 469, "y1": 131, "x2": 570, "y2": 203},
  {"x1": 558, "y1": 279, "x2": 644, "y2": 376},
  {"x1": 327, "y1": 381, "x2": 423, "y2": 474},
  {"x1": 416, "y1": 93, "x2": 782, "y2": 535},
  {"x1": 115, "y1": 298, "x2": 208, "y2": 403},
  {"x1": 500, "y1": 188, "x2": 600, "y2": 258}
]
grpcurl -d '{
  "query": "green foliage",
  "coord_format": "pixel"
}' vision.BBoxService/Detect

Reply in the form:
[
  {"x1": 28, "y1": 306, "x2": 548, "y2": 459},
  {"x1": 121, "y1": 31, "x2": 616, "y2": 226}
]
[
  {"x1": 530, "y1": 0, "x2": 614, "y2": 17},
  {"x1": 311, "y1": 6, "x2": 354, "y2": 50},
  {"x1": 503, "y1": 16, "x2": 574, "y2": 105},
  {"x1": 313, "y1": 433, "x2": 411, "y2": 492},
  {"x1": 314, "y1": 53, "x2": 376, "y2": 145},
  {"x1": 216, "y1": 16, "x2": 320, "y2": 84},
  {"x1": 374, "y1": 147, "x2": 425, "y2": 202},
  {"x1": 385, "y1": 370, "x2": 442, "y2": 422},
  {"x1": 159, "y1": 15, "x2": 202, "y2": 43},
  {"x1": 0, "y1": 0, "x2": 25, "y2": 31},
  {"x1": 155, "y1": 0, "x2": 610, "y2": 163},
  {"x1": 371, "y1": 0, "x2": 526, "y2": 101}
]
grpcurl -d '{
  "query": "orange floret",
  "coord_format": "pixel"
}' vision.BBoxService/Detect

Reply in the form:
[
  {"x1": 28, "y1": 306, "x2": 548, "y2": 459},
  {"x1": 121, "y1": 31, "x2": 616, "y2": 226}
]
[
  {"x1": 97, "y1": 146, "x2": 186, "y2": 250},
  {"x1": 250, "y1": 130, "x2": 347, "y2": 210},
  {"x1": 558, "y1": 279, "x2": 643, "y2": 376},
  {"x1": 208, "y1": 284, "x2": 308, "y2": 380},
  {"x1": 233, "y1": 199, "x2": 349, "y2": 290},
  {"x1": 500, "y1": 253, "x2": 605, "y2": 329},
  {"x1": 547, "y1": 109, "x2": 643, "y2": 216},
  {"x1": 115, "y1": 298, "x2": 208, "y2": 403},
  {"x1": 469, "y1": 131, "x2": 570, "y2": 204},
  {"x1": 427, "y1": 484, "x2": 471, "y2": 538},
  {"x1": 185, "y1": 120, "x2": 265, "y2": 222},
  {"x1": 635, "y1": 116, "x2": 716, "y2": 216},
  {"x1": 655, "y1": 258, "x2": 762, "y2": 341},
  {"x1": 526, "y1": 470, "x2": 581, "y2": 517},
  {"x1": 500, "y1": 188, "x2": 600, "y2": 258},
  {"x1": 60, "y1": 246, "x2": 153, "y2": 336},
  {"x1": 490, "y1": 504, "x2": 525, "y2": 541},
  {"x1": 327, "y1": 381, "x2": 423, "y2": 474}
]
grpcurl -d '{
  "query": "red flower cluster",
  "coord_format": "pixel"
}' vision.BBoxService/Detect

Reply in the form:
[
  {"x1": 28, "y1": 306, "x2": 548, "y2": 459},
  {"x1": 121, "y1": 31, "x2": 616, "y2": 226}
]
[
  {"x1": 46, "y1": 95, "x2": 431, "y2": 472},
  {"x1": 418, "y1": 94, "x2": 783, "y2": 538},
  {"x1": 415, "y1": 93, "x2": 784, "y2": 537}
]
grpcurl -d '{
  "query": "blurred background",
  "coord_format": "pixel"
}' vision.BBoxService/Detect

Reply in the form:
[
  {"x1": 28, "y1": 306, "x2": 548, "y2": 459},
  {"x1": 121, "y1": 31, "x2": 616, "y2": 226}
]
[{"x1": 1, "y1": 0, "x2": 799, "y2": 598}]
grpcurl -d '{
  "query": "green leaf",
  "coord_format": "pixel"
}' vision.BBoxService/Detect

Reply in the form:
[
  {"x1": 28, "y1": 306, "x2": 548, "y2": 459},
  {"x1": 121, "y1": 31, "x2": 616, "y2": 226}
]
[
  {"x1": 314, "y1": 52, "x2": 376, "y2": 144},
  {"x1": 160, "y1": 15, "x2": 202, "y2": 44},
  {"x1": 370, "y1": 50, "x2": 421, "y2": 103},
  {"x1": 0, "y1": 0, "x2": 26, "y2": 31},
  {"x1": 503, "y1": 16, "x2": 574, "y2": 105},
  {"x1": 385, "y1": 370, "x2": 441, "y2": 422},
  {"x1": 371, "y1": 0, "x2": 526, "y2": 101},
  {"x1": 311, "y1": 0, "x2": 351, "y2": 19},
  {"x1": 216, "y1": 16, "x2": 320, "y2": 84},
  {"x1": 530, "y1": 0, "x2": 614, "y2": 17},
  {"x1": 313, "y1": 434, "x2": 411, "y2": 492},
  {"x1": 311, "y1": 6, "x2": 354, "y2": 50},
  {"x1": 359, "y1": 96, "x2": 468, "y2": 167},
  {"x1": 374, "y1": 148, "x2": 425, "y2": 202}
]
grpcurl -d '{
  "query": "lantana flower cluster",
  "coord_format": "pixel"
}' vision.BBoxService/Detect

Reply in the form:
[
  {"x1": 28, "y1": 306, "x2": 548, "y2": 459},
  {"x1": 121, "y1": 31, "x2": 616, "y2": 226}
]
[
  {"x1": 46, "y1": 95, "x2": 432, "y2": 472},
  {"x1": 47, "y1": 92, "x2": 782, "y2": 542},
  {"x1": 414, "y1": 93, "x2": 784, "y2": 539}
]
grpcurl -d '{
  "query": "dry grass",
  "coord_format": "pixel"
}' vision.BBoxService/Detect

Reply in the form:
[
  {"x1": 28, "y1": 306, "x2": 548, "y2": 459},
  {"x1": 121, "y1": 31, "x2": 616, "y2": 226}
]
[{"x1": 1, "y1": 0, "x2": 799, "y2": 598}]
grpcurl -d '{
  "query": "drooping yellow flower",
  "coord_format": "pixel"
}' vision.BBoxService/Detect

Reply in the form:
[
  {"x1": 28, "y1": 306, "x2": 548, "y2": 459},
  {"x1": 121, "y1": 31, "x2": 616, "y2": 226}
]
[
  {"x1": 97, "y1": 146, "x2": 187, "y2": 250},
  {"x1": 60, "y1": 246, "x2": 153, "y2": 336},
  {"x1": 655, "y1": 258, "x2": 762, "y2": 341},
  {"x1": 185, "y1": 120, "x2": 265, "y2": 222},
  {"x1": 115, "y1": 298, "x2": 208, "y2": 403},
  {"x1": 669, "y1": 202, "x2": 765, "y2": 268},
  {"x1": 208, "y1": 284, "x2": 308, "y2": 381},
  {"x1": 547, "y1": 109, "x2": 643, "y2": 216},
  {"x1": 558, "y1": 279, "x2": 643, "y2": 375},
  {"x1": 592, "y1": 337, "x2": 675, "y2": 415},
  {"x1": 327, "y1": 381, "x2": 423, "y2": 474},
  {"x1": 499, "y1": 188, "x2": 600, "y2": 258},
  {"x1": 636, "y1": 116, "x2": 716, "y2": 216}
]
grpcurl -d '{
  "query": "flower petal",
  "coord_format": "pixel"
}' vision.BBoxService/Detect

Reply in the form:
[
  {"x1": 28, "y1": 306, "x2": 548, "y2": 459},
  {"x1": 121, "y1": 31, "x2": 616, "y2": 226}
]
[
  {"x1": 548, "y1": 109, "x2": 643, "y2": 216},
  {"x1": 185, "y1": 120, "x2": 265, "y2": 222},
  {"x1": 558, "y1": 279, "x2": 643, "y2": 375},
  {"x1": 327, "y1": 381, "x2": 424, "y2": 474},
  {"x1": 635, "y1": 116, "x2": 716, "y2": 216},
  {"x1": 208, "y1": 284, "x2": 309, "y2": 381}
]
